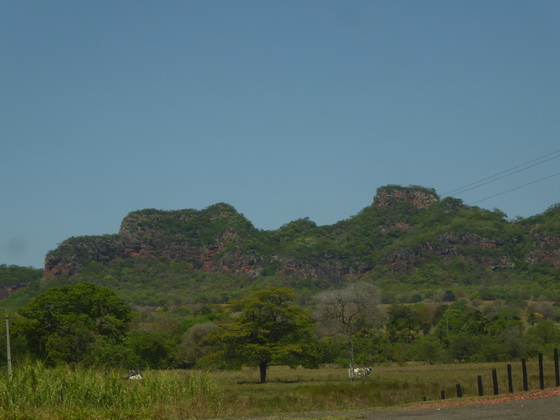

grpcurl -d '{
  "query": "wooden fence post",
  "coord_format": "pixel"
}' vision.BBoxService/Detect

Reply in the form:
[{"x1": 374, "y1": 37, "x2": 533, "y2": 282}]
[
  {"x1": 507, "y1": 364, "x2": 513, "y2": 393},
  {"x1": 492, "y1": 368, "x2": 499, "y2": 395},
  {"x1": 477, "y1": 375, "x2": 484, "y2": 396},
  {"x1": 456, "y1": 384, "x2": 462, "y2": 398},
  {"x1": 554, "y1": 348, "x2": 559, "y2": 387},
  {"x1": 522, "y1": 359, "x2": 528, "y2": 391},
  {"x1": 440, "y1": 390, "x2": 445, "y2": 400},
  {"x1": 539, "y1": 353, "x2": 545, "y2": 390}
]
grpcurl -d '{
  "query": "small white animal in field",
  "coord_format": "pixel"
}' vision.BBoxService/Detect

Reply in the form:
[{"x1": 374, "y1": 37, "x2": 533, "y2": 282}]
[
  {"x1": 348, "y1": 367, "x2": 372, "y2": 378},
  {"x1": 127, "y1": 369, "x2": 143, "y2": 380}
]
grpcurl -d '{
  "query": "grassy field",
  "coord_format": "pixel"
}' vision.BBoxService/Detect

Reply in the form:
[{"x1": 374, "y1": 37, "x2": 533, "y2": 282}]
[
  {"x1": 209, "y1": 360, "x2": 559, "y2": 416},
  {"x1": 0, "y1": 360, "x2": 557, "y2": 419}
]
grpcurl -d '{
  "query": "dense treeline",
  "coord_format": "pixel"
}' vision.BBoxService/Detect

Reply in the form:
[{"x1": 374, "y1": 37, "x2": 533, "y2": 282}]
[
  {"x1": 0, "y1": 265, "x2": 42, "y2": 288},
  {"x1": 2, "y1": 281, "x2": 560, "y2": 372}
]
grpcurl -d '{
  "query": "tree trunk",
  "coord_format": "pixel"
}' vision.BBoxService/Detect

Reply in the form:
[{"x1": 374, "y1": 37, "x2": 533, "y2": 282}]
[
  {"x1": 348, "y1": 334, "x2": 355, "y2": 380},
  {"x1": 259, "y1": 360, "x2": 268, "y2": 383}
]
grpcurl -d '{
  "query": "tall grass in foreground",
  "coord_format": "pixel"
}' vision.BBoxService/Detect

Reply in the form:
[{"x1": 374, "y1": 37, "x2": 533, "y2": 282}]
[
  {"x1": 0, "y1": 361, "x2": 224, "y2": 419},
  {"x1": 0, "y1": 361, "x2": 556, "y2": 419}
]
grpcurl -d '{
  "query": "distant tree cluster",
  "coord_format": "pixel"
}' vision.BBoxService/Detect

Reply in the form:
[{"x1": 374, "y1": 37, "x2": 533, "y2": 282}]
[{"x1": 4, "y1": 279, "x2": 560, "y2": 382}]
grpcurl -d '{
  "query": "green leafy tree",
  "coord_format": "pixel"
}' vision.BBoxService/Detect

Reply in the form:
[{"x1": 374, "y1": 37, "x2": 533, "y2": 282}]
[
  {"x1": 410, "y1": 336, "x2": 451, "y2": 364},
  {"x1": 386, "y1": 304, "x2": 420, "y2": 343},
  {"x1": 527, "y1": 312, "x2": 540, "y2": 327},
  {"x1": 175, "y1": 322, "x2": 217, "y2": 368},
  {"x1": 414, "y1": 304, "x2": 438, "y2": 335},
  {"x1": 461, "y1": 310, "x2": 488, "y2": 335},
  {"x1": 526, "y1": 320, "x2": 560, "y2": 348},
  {"x1": 442, "y1": 290, "x2": 456, "y2": 302},
  {"x1": 434, "y1": 308, "x2": 465, "y2": 345},
  {"x1": 16, "y1": 282, "x2": 131, "y2": 365},
  {"x1": 128, "y1": 331, "x2": 177, "y2": 369},
  {"x1": 449, "y1": 334, "x2": 482, "y2": 362},
  {"x1": 206, "y1": 288, "x2": 316, "y2": 383}
]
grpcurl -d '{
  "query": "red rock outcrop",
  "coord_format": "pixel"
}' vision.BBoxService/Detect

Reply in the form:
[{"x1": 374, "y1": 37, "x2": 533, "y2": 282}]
[
  {"x1": 373, "y1": 185, "x2": 439, "y2": 209},
  {"x1": 42, "y1": 186, "x2": 560, "y2": 283}
]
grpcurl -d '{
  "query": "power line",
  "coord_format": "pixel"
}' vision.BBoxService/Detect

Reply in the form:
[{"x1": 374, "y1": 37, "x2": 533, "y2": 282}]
[
  {"x1": 443, "y1": 149, "x2": 560, "y2": 197},
  {"x1": 469, "y1": 171, "x2": 560, "y2": 205},
  {"x1": 447, "y1": 153, "x2": 560, "y2": 197}
]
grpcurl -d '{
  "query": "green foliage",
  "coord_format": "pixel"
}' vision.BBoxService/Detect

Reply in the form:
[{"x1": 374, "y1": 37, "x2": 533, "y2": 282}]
[
  {"x1": 0, "y1": 361, "x2": 221, "y2": 419},
  {"x1": 409, "y1": 336, "x2": 451, "y2": 364},
  {"x1": 76, "y1": 257, "x2": 259, "y2": 306},
  {"x1": 522, "y1": 203, "x2": 560, "y2": 235},
  {"x1": 206, "y1": 288, "x2": 318, "y2": 382},
  {"x1": 4, "y1": 186, "x2": 560, "y2": 371},
  {"x1": 127, "y1": 331, "x2": 177, "y2": 369},
  {"x1": 24, "y1": 186, "x2": 560, "y2": 309},
  {"x1": 0, "y1": 265, "x2": 43, "y2": 309},
  {"x1": 377, "y1": 184, "x2": 439, "y2": 198},
  {"x1": 45, "y1": 234, "x2": 123, "y2": 264},
  {"x1": 386, "y1": 304, "x2": 420, "y2": 343},
  {"x1": 15, "y1": 282, "x2": 132, "y2": 365},
  {"x1": 175, "y1": 322, "x2": 217, "y2": 368},
  {"x1": 125, "y1": 203, "x2": 257, "y2": 248},
  {"x1": 5, "y1": 360, "x2": 559, "y2": 418},
  {"x1": 0, "y1": 264, "x2": 42, "y2": 288},
  {"x1": 526, "y1": 320, "x2": 560, "y2": 347}
]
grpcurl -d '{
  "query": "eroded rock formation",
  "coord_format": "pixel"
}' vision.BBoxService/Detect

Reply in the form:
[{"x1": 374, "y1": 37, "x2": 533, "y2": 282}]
[{"x1": 43, "y1": 185, "x2": 560, "y2": 282}]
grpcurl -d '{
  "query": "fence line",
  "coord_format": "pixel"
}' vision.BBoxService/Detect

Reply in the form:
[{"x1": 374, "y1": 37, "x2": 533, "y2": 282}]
[{"x1": 434, "y1": 348, "x2": 559, "y2": 401}]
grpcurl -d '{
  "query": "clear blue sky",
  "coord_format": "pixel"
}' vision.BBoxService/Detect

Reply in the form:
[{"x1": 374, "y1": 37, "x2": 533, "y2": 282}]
[{"x1": 2, "y1": 1, "x2": 559, "y2": 268}]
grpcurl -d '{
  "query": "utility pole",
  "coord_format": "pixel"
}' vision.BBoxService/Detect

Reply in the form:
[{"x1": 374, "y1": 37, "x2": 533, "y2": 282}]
[{"x1": 5, "y1": 309, "x2": 12, "y2": 378}]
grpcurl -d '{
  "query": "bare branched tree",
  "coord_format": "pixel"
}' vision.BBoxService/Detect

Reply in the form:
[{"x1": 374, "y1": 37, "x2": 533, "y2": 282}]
[{"x1": 314, "y1": 282, "x2": 384, "y2": 378}]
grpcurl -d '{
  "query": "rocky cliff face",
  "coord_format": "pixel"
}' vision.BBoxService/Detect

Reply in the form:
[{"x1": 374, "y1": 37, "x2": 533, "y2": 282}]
[
  {"x1": 380, "y1": 232, "x2": 517, "y2": 274},
  {"x1": 0, "y1": 282, "x2": 34, "y2": 300},
  {"x1": 45, "y1": 203, "x2": 262, "y2": 279},
  {"x1": 45, "y1": 235, "x2": 127, "y2": 278},
  {"x1": 373, "y1": 185, "x2": 439, "y2": 209},
  {"x1": 43, "y1": 185, "x2": 560, "y2": 282},
  {"x1": 527, "y1": 233, "x2": 560, "y2": 268}
]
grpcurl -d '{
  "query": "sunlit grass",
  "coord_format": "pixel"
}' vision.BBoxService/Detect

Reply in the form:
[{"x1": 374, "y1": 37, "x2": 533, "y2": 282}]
[
  {"x1": 0, "y1": 361, "x2": 224, "y2": 419},
  {"x1": 0, "y1": 360, "x2": 557, "y2": 418},
  {"x1": 202, "y1": 360, "x2": 558, "y2": 416}
]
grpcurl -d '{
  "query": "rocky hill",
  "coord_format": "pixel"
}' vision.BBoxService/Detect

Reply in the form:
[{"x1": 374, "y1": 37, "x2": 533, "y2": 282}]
[
  {"x1": 0, "y1": 264, "x2": 42, "y2": 301},
  {"x1": 43, "y1": 185, "x2": 560, "y2": 296}
]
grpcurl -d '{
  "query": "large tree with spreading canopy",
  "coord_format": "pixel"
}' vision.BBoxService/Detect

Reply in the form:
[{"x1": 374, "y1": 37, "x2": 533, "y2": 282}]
[
  {"x1": 206, "y1": 288, "x2": 317, "y2": 383},
  {"x1": 16, "y1": 282, "x2": 132, "y2": 365}
]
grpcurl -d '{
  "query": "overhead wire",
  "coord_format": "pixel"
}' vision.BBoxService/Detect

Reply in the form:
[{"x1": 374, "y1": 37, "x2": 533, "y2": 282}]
[
  {"x1": 444, "y1": 153, "x2": 560, "y2": 197},
  {"x1": 442, "y1": 148, "x2": 560, "y2": 197},
  {"x1": 469, "y1": 171, "x2": 560, "y2": 205}
]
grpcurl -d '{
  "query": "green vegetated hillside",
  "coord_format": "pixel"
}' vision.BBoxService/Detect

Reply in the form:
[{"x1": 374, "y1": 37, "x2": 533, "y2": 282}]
[
  {"x1": 1, "y1": 185, "x2": 560, "y2": 371},
  {"x1": 2, "y1": 185, "x2": 560, "y2": 308},
  {"x1": 24, "y1": 184, "x2": 559, "y2": 307},
  {"x1": 0, "y1": 265, "x2": 43, "y2": 306}
]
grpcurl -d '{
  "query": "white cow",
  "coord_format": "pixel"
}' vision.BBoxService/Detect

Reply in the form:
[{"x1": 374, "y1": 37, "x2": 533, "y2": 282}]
[
  {"x1": 348, "y1": 367, "x2": 372, "y2": 378},
  {"x1": 127, "y1": 369, "x2": 143, "y2": 380}
]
